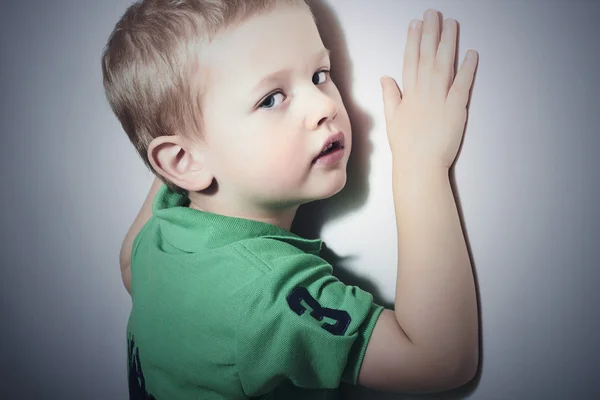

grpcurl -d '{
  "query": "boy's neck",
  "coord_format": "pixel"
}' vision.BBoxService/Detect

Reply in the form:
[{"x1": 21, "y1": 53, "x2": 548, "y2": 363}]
[{"x1": 188, "y1": 193, "x2": 299, "y2": 231}]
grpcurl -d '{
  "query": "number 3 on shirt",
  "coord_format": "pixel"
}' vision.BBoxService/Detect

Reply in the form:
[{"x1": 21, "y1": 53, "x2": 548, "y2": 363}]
[{"x1": 286, "y1": 286, "x2": 351, "y2": 336}]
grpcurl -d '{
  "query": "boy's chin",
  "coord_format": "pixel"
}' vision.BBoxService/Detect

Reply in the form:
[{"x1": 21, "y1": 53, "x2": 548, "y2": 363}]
[{"x1": 307, "y1": 175, "x2": 348, "y2": 202}]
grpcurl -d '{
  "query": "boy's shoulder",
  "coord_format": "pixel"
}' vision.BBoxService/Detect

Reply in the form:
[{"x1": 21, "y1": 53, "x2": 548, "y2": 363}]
[
  {"x1": 132, "y1": 213, "x2": 330, "y2": 286},
  {"x1": 234, "y1": 234, "x2": 326, "y2": 273},
  {"x1": 130, "y1": 184, "x2": 329, "y2": 282}
]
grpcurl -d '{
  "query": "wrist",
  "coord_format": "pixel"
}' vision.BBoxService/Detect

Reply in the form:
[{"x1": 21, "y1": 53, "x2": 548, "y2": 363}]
[{"x1": 392, "y1": 162, "x2": 449, "y2": 183}]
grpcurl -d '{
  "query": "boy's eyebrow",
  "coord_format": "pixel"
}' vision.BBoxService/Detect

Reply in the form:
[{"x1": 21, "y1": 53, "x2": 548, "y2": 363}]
[{"x1": 251, "y1": 48, "x2": 331, "y2": 94}]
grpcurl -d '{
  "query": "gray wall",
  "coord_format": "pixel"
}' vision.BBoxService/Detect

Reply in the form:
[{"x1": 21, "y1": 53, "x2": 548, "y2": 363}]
[{"x1": 1, "y1": 0, "x2": 598, "y2": 399}]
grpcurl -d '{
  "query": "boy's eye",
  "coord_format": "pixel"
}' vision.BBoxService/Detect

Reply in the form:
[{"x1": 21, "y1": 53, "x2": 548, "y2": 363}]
[
  {"x1": 259, "y1": 92, "x2": 285, "y2": 110},
  {"x1": 258, "y1": 69, "x2": 331, "y2": 110},
  {"x1": 312, "y1": 70, "x2": 330, "y2": 85}
]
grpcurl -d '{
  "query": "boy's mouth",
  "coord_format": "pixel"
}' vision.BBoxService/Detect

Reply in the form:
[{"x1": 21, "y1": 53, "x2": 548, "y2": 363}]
[{"x1": 312, "y1": 131, "x2": 345, "y2": 164}]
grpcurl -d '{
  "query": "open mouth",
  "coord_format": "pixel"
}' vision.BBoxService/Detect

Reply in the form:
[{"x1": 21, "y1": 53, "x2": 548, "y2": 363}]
[
  {"x1": 318, "y1": 140, "x2": 343, "y2": 156},
  {"x1": 313, "y1": 134, "x2": 345, "y2": 164}
]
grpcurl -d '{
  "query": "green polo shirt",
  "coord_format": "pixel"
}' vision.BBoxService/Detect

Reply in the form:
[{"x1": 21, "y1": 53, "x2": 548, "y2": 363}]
[{"x1": 127, "y1": 184, "x2": 384, "y2": 399}]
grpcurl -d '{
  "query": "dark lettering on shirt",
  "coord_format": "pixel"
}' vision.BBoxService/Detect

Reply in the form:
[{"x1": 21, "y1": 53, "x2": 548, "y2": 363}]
[
  {"x1": 128, "y1": 334, "x2": 157, "y2": 400},
  {"x1": 286, "y1": 286, "x2": 351, "y2": 336}
]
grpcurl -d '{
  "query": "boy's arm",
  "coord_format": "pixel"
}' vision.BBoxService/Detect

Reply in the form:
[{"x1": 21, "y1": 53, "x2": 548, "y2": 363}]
[
  {"x1": 119, "y1": 176, "x2": 163, "y2": 294},
  {"x1": 359, "y1": 169, "x2": 478, "y2": 392},
  {"x1": 356, "y1": 11, "x2": 479, "y2": 393}
]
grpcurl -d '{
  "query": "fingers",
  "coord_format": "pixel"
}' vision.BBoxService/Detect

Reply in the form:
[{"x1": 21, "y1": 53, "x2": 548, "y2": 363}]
[
  {"x1": 447, "y1": 51, "x2": 478, "y2": 110},
  {"x1": 402, "y1": 19, "x2": 422, "y2": 96},
  {"x1": 417, "y1": 9, "x2": 440, "y2": 94},
  {"x1": 433, "y1": 18, "x2": 458, "y2": 94},
  {"x1": 402, "y1": 9, "x2": 476, "y2": 109},
  {"x1": 381, "y1": 76, "x2": 402, "y2": 126}
]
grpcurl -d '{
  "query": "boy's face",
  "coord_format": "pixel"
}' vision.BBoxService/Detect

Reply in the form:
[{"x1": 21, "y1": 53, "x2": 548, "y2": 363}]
[{"x1": 198, "y1": 2, "x2": 352, "y2": 212}]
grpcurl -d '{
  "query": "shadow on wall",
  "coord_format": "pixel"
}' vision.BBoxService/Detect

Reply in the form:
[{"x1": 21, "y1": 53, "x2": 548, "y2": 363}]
[{"x1": 292, "y1": 1, "x2": 483, "y2": 399}]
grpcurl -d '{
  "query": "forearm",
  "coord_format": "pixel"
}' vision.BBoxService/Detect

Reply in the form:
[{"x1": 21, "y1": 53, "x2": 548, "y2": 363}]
[
  {"x1": 119, "y1": 176, "x2": 164, "y2": 293},
  {"x1": 392, "y1": 166, "x2": 478, "y2": 376}
]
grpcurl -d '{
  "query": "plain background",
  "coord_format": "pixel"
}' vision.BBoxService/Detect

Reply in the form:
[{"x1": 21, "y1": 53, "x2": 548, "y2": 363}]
[{"x1": 1, "y1": 0, "x2": 598, "y2": 399}]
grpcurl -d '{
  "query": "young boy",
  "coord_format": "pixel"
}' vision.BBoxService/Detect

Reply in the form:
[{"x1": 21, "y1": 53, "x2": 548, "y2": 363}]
[{"x1": 103, "y1": 1, "x2": 479, "y2": 398}]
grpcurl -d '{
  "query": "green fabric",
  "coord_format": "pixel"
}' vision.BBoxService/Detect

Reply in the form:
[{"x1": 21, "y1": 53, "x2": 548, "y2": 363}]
[{"x1": 127, "y1": 184, "x2": 384, "y2": 399}]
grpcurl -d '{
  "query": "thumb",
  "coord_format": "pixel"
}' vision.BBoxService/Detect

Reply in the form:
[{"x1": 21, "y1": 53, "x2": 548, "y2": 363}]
[{"x1": 380, "y1": 76, "x2": 402, "y2": 124}]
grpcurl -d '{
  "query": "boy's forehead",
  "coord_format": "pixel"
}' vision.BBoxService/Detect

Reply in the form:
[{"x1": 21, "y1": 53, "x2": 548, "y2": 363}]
[{"x1": 200, "y1": 4, "x2": 324, "y2": 89}]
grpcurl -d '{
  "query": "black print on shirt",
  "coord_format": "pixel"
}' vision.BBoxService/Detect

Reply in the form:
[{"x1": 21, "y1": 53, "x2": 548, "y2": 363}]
[
  {"x1": 286, "y1": 286, "x2": 351, "y2": 336},
  {"x1": 128, "y1": 334, "x2": 157, "y2": 400}
]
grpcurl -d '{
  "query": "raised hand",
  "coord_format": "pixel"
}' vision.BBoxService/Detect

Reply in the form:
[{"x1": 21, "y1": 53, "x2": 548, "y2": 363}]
[{"x1": 381, "y1": 9, "x2": 478, "y2": 172}]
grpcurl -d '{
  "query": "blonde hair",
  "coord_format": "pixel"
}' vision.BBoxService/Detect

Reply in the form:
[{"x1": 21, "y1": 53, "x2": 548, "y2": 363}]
[{"x1": 101, "y1": 0, "x2": 311, "y2": 194}]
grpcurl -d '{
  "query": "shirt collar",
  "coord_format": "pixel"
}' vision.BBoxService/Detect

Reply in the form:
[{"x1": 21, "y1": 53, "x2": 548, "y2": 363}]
[{"x1": 152, "y1": 184, "x2": 323, "y2": 256}]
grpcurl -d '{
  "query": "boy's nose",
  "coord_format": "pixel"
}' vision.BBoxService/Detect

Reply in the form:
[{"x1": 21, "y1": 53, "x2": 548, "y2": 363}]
[{"x1": 307, "y1": 90, "x2": 338, "y2": 129}]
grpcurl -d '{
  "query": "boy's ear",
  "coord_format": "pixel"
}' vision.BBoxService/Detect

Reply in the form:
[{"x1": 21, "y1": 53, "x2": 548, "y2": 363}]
[{"x1": 147, "y1": 135, "x2": 214, "y2": 192}]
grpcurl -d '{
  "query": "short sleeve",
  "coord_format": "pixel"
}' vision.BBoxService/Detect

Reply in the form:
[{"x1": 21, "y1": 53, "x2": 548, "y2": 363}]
[{"x1": 235, "y1": 247, "x2": 384, "y2": 396}]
